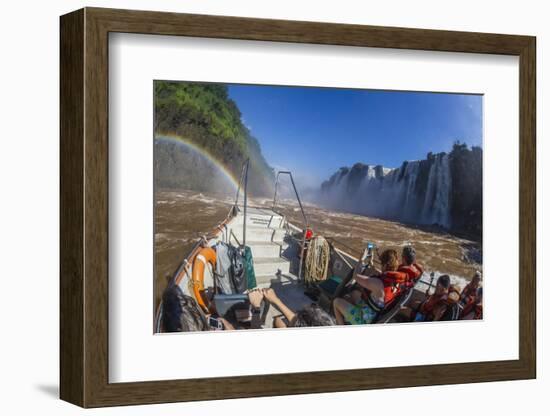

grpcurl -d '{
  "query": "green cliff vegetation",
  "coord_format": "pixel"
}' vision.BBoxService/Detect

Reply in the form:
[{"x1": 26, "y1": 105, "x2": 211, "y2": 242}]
[{"x1": 154, "y1": 81, "x2": 274, "y2": 195}]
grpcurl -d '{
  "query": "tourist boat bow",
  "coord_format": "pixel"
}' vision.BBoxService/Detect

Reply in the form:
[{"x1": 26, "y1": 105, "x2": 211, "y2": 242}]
[{"x1": 154, "y1": 162, "x2": 439, "y2": 332}]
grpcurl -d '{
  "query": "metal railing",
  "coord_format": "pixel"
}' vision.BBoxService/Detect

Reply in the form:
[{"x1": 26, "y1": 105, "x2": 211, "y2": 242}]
[
  {"x1": 234, "y1": 166, "x2": 313, "y2": 282},
  {"x1": 233, "y1": 159, "x2": 250, "y2": 247},
  {"x1": 272, "y1": 171, "x2": 310, "y2": 282},
  {"x1": 272, "y1": 171, "x2": 309, "y2": 229}
]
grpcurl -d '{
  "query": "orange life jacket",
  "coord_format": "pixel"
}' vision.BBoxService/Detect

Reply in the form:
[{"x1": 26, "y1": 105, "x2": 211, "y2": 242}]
[
  {"x1": 420, "y1": 293, "x2": 447, "y2": 320},
  {"x1": 359, "y1": 270, "x2": 407, "y2": 306},
  {"x1": 461, "y1": 301, "x2": 483, "y2": 320},
  {"x1": 474, "y1": 305, "x2": 483, "y2": 320},
  {"x1": 398, "y1": 263, "x2": 424, "y2": 287},
  {"x1": 380, "y1": 270, "x2": 409, "y2": 304},
  {"x1": 460, "y1": 282, "x2": 479, "y2": 305}
]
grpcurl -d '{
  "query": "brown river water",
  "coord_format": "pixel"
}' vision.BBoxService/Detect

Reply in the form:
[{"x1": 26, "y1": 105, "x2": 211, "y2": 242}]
[{"x1": 154, "y1": 189, "x2": 482, "y2": 310}]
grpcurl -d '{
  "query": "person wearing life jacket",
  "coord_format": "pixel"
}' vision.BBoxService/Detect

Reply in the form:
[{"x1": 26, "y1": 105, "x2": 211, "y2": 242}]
[
  {"x1": 440, "y1": 284, "x2": 462, "y2": 321},
  {"x1": 333, "y1": 249, "x2": 407, "y2": 325},
  {"x1": 410, "y1": 274, "x2": 451, "y2": 322},
  {"x1": 378, "y1": 249, "x2": 410, "y2": 306},
  {"x1": 447, "y1": 285, "x2": 461, "y2": 304},
  {"x1": 398, "y1": 246, "x2": 424, "y2": 288},
  {"x1": 459, "y1": 271, "x2": 482, "y2": 307},
  {"x1": 461, "y1": 286, "x2": 483, "y2": 320}
]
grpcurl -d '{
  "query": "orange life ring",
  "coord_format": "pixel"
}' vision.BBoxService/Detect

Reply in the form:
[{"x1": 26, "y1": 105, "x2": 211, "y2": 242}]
[{"x1": 192, "y1": 246, "x2": 216, "y2": 311}]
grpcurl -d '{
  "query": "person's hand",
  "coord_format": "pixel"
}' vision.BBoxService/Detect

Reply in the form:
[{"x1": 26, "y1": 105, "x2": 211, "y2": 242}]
[
  {"x1": 247, "y1": 289, "x2": 264, "y2": 309},
  {"x1": 262, "y1": 288, "x2": 279, "y2": 303}
]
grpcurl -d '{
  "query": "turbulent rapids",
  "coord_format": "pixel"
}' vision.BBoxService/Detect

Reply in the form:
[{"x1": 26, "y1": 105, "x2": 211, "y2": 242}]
[{"x1": 154, "y1": 189, "x2": 482, "y2": 311}]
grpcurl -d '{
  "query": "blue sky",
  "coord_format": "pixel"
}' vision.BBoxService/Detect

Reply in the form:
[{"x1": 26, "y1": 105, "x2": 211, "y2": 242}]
[{"x1": 228, "y1": 84, "x2": 482, "y2": 186}]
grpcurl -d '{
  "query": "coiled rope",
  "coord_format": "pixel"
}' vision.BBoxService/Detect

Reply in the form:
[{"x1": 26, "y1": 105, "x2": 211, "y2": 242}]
[{"x1": 304, "y1": 236, "x2": 331, "y2": 283}]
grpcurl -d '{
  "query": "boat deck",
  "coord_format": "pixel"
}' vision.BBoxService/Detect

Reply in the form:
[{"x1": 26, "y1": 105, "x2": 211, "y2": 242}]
[
  {"x1": 158, "y1": 202, "x2": 444, "y2": 332},
  {"x1": 228, "y1": 206, "x2": 313, "y2": 328}
]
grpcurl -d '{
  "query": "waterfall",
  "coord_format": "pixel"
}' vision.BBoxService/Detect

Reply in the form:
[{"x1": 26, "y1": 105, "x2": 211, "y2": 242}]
[
  {"x1": 320, "y1": 153, "x2": 453, "y2": 229},
  {"x1": 402, "y1": 161, "x2": 421, "y2": 221},
  {"x1": 422, "y1": 153, "x2": 451, "y2": 228}
]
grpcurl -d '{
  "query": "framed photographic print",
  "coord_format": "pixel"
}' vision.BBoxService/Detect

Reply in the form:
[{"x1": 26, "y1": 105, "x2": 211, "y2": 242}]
[{"x1": 60, "y1": 7, "x2": 536, "y2": 408}]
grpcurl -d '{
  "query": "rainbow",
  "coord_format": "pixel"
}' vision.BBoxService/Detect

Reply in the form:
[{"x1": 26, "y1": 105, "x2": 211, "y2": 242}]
[{"x1": 154, "y1": 134, "x2": 241, "y2": 191}]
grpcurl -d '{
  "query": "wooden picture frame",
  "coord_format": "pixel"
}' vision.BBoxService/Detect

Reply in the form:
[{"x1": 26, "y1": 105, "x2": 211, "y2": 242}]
[{"x1": 60, "y1": 7, "x2": 536, "y2": 408}]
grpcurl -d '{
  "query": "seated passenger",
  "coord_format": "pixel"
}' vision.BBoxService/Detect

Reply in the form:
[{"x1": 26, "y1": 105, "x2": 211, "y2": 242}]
[
  {"x1": 399, "y1": 274, "x2": 451, "y2": 322},
  {"x1": 398, "y1": 246, "x2": 424, "y2": 286},
  {"x1": 333, "y1": 249, "x2": 407, "y2": 325},
  {"x1": 262, "y1": 288, "x2": 335, "y2": 328},
  {"x1": 460, "y1": 271, "x2": 482, "y2": 307},
  {"x1": 461, "y1": 287, "x2": 483, "y2": 320},
  {"x1": 162, "y1": 284, "x2": 235, "y2": 332},
  {"x1": 162, "y1": 284, "x2": 209, "y2": 332},
  {"x1": 415, "y1": 274, "x2": 451, "y2": 321},
  {"x1": 440, "y1": 284, "x2": 462, "y2": 321}
]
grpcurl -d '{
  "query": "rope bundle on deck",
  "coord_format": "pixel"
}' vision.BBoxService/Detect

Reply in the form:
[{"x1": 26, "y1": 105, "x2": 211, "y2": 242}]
[{"x1": 304, "y1": 236, "x2": 330, "y2": 283}]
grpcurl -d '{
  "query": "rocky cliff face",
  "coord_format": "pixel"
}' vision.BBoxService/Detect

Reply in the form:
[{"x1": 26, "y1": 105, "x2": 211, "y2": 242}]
[{"x1": 319, "y1": 143, "x2": 482, "y2": 238}]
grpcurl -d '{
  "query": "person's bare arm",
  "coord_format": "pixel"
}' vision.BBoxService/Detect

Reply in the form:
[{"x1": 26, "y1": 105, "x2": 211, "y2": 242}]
[
  {"x1": 355, "y1": 274, "x2": 382, "y2": 293},
  {"x1": 247, "y1": 289, "x2": 264, "y2": 329},
  {"x1": 273, "y1": 315, "x2": 288, "y2": 328},
  {"x1": 219, "y1": 318, "x2": 235, "y2": 330},
  {"x1": 354, "y1": 274, "x2": 385, "y2": 303},
  {"x1": 353, "y1": 253, "x2": 380, "y2": 277},
  {"x1": 247, "y1": 289, "x2": 263, "y2": 309},
  {"x1": 262, "y1": 288, "x2": 296, "y2": 323}
]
